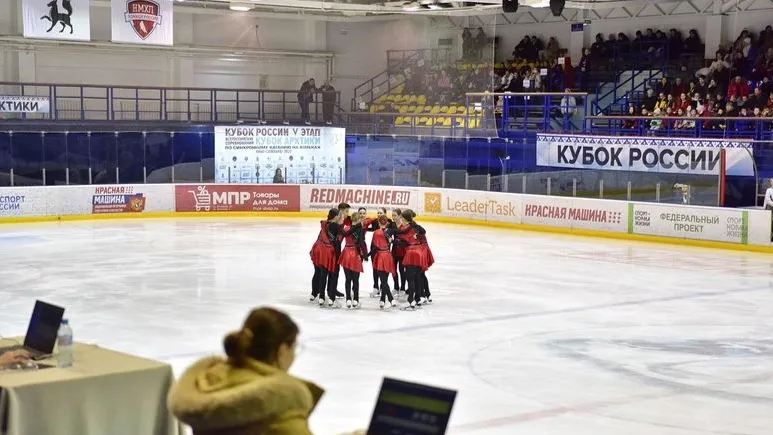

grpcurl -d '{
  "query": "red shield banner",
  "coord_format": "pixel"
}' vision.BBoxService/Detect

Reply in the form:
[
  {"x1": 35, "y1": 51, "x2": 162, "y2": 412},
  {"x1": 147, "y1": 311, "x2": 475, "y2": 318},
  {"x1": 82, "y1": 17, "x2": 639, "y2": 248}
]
[{"x1": 125, "y1": 0, "x2": 162, "y2": 40}]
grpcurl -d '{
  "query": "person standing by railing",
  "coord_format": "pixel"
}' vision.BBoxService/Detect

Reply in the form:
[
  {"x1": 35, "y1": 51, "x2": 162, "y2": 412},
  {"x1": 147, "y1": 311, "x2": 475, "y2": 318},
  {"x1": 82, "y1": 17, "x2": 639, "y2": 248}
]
[
  {"x1": 764, "y1": 178, "x2": 773, "y2": 242},
  {"x1": 297, "y1": 78, "x2": 316, "y2": 125},
  {"x1": 320, "y1": 81, "x2": 336, "y2": 125}
]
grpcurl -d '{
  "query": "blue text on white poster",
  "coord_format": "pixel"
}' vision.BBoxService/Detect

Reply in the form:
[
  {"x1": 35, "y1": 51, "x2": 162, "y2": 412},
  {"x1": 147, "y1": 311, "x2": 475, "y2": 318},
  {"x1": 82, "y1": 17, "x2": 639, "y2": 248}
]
[{"x1": 215, "y1": 125, "x2": 346, "y2": 184}]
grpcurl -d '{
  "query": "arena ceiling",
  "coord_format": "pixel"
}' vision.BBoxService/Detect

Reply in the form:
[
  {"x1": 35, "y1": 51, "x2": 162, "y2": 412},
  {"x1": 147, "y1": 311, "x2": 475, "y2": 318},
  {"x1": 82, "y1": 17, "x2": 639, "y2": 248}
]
[{"x1": 169, "y1": 0, "x2": 773, "y2": 20}]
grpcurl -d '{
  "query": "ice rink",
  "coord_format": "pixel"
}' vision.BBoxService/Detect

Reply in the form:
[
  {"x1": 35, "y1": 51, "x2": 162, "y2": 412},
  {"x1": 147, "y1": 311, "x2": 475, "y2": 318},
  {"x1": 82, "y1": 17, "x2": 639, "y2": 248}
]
[{"x1": 0, "y1": 217, "x2": 772, "y2": 435}]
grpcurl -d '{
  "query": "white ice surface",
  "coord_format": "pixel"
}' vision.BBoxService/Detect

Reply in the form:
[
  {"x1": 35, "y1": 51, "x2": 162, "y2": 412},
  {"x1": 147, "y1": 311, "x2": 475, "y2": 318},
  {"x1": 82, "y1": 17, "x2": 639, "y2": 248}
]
[{"x1": 0, "y1": 218, "x2": 772, "y2": 435}]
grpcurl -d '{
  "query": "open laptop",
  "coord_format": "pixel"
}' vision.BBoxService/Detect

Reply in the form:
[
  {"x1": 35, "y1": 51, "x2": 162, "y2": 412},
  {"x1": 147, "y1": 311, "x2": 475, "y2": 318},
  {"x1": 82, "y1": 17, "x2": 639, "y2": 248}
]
[
  {"x1": 367, "y1": 377, "x2": 457, "y2": 435},
  {"x1": 0, "y1": 300, "x2": 65, "y2": 360}
]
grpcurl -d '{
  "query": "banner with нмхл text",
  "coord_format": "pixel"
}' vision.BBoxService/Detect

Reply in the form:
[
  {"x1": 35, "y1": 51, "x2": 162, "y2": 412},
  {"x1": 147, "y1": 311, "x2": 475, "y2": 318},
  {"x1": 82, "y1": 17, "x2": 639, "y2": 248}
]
[
  {"x1": 215, "y1": 126, "x2": 347, "y2": 185},
  {"x1": 111, "y1": 0, "x2": 173, "y2": 45},
  {"x1": 536, "y1": 134, "x2": 754, "y2": 176},
  {"x1": 23, "y1": 0, "x2": 90, "y2": 41}
]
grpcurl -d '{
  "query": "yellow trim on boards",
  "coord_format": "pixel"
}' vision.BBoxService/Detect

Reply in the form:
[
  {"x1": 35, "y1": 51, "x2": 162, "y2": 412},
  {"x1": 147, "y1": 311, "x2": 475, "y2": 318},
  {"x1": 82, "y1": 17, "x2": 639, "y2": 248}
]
[{"x1": 0, "y1": 210, "x2": 772, "y2": 254}]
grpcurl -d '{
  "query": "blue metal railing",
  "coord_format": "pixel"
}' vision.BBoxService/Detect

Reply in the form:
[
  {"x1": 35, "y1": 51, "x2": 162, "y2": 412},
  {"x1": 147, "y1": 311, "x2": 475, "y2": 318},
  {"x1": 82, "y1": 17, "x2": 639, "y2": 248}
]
[{"x1": 0, "y1": 82, "x2": 341, "y2": 124}]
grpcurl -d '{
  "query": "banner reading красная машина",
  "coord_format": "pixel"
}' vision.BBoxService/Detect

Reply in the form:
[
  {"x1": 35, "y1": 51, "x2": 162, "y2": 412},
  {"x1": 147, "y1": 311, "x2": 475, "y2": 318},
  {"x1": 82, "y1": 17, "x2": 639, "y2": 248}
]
[{"x1": 536, "y1": 134, "x2": 754, "y2": 176}]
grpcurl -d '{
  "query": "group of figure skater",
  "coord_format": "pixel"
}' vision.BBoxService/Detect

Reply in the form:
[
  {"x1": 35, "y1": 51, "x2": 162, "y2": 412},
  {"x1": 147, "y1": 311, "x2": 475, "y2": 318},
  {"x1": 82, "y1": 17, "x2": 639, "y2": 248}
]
[{"x1": 309, "y1": 202, "x2": 434, "y2": 310}]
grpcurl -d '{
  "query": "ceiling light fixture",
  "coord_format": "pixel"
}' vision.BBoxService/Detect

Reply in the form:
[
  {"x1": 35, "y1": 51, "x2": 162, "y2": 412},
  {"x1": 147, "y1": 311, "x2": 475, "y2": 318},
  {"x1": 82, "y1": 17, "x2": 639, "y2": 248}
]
[{"x1": 229, "y1": 3, "x2": 253, "y2": 11}]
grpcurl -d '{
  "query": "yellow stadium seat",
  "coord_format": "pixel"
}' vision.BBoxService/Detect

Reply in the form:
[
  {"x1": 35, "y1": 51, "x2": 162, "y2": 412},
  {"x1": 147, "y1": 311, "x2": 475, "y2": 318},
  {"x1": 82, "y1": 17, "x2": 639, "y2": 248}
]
[
  {"x1": 407, "y1": 95, "x2": 417, "y2": 103},
  {"x1": 417, "y1": 95, "x2": 427, "y2": 105},
  {"x1": 377, "y1": 105, "x2": 386, "y2": 112},
  {"x1": 430, "y1": 105, "x2": 441, "y2": 114},
  {"x1": 443, "y1": 117, "x2": 452, "y2": 127},
  {"x1": 434, "y1": 116, "x2": 446, "y2": 126},
  {"x1": 369, "y1": 105, "x2": 377, "y2": 113},
  {"x1": 407, "y1": 105, "x2": 416, "y2": 112},
  {"x1": 440, "y1": 106, "x2": 449, "y2": 113},
  {"x1": 398, "y1": 105, "x2": 408, "y2": 114},
  {"x1": 454, "y1": 117, "x2": 464, "y2": 127},
  {"x1": 447, "y1": 105, "x2": 457, "y2": 114}
]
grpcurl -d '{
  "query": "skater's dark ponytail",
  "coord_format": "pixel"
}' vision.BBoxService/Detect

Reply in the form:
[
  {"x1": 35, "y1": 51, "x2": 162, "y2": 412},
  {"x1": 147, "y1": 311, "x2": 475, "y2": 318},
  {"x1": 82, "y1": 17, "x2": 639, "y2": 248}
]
[
  {"x1": 326, "y1": 208, "x2": 339, "y2": 221},
  {"x1": 401, "y1": 209, "x2": 416, "y2": 222},
  {"x1": 224, "y1": 307, "x2": 299, "y2": 367}
]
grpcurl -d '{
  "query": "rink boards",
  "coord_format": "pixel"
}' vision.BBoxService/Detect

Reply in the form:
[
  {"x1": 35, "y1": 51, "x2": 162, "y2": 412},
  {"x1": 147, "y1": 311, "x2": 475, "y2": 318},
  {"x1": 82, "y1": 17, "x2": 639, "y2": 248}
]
[{"x1": 0, "y1": 183, "x2": 771, "y2": 252}]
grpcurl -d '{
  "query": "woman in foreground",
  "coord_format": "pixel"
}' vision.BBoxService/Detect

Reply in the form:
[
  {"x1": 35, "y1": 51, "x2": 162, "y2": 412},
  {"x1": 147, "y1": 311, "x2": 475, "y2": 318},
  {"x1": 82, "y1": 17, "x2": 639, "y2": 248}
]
[{"x1": 168, "y1": 307, "x2": 324, "y2": 435}]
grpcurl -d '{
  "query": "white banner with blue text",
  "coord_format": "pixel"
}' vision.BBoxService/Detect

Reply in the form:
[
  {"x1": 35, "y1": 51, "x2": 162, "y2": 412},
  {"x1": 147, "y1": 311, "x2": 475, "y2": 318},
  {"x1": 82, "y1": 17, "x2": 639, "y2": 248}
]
[{"x1": 536, "y1": 134, "x2": 754, "y2": 176}]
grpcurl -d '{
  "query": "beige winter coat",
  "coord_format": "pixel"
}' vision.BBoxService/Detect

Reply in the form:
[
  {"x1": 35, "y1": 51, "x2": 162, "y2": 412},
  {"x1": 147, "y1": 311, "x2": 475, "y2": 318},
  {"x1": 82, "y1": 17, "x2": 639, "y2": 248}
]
[{"x1": 168, "y1": 356, "x2": 324, "y2": 435}]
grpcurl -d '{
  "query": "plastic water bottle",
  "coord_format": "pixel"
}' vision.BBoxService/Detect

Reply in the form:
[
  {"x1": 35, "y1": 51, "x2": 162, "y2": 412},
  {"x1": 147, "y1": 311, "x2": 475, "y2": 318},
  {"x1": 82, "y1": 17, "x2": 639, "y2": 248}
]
[{"x1": 57, "y1": 319, "x2": 73, "y2": 368}]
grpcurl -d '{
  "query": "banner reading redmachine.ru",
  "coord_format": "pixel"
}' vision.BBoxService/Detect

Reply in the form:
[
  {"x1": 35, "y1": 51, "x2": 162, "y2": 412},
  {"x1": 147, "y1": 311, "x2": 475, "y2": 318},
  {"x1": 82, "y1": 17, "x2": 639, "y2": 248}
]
[
  {"x1": 628, "y1": 203, "x2": 748, "y2": 244},
  {"x1": 302, "y1": 185, "x2": 417, "y2": 211},
  {"x1": 537, "y1": 134, "x2": 754, "y2": 176}
]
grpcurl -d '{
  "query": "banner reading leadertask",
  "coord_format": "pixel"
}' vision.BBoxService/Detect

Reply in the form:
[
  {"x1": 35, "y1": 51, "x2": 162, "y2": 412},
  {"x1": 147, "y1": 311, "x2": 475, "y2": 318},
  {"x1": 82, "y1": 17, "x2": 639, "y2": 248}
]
[
  {"x1": 215, "y1": 125, "x2": 347, "y2": 185},
  {"x1": 536, "y1": 134, "x2": 754, "y2": 176},
  {"x1": 111, "y1": 0, "x2": 173, "y2": 45},
  {"x1": 23, "y1": 0, "x2": 91, "y2": 41}
]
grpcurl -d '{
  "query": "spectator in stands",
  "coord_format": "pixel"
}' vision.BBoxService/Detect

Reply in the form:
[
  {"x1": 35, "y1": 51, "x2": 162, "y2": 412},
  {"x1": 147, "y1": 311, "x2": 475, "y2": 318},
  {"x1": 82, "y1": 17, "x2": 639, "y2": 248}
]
[
  {"x1": 560, "y1": 89, "x2": 577, "y2": 117},
  {"x1": 749, "y1": 87, "x2": 767, "y2": 110},
  {"x1": 530, "y1": 36, "x2": 544, "y2": 60},
  {"x1": 320, "y1": 81, "x2": 337, "y2": 125},
  {"x1": 590, "y1": 34, "x2": 606, "y2": 64},
  {"x1": 687, "y1": 80, "x2": 697, "y2": 98},
  {"x1": 728, "y1": 75, "x2": 750, "y2": 100},
  {"x1": 684, "y1": 29, "x2": 702, "y2": 54},
  {"x1": 695, "y1": 76, "x2": 708, "y2": 98},
  {"x1": 668, "y1": 29, "x2": 683, "y2": 60},
  {"x1": 642, "y1": 88, "x2": 657, "y2": 112},
  {"x1": 297, "y1": 78, "x2": 316, "y2": 124},
  {"x1": 767, "y1": 92, "x2": 773, "y2": 110},
  {"x1": 474, "y1": 28, "x2": 487, "y2": 59},
  {"x1": 666, "y1": 93, "x2": 675, "y2": 109},
  {"x1": 540, "y1": 37, "x2": 561, "y2": 62},
  {"x1": 169, "y1": 307, "x2": 324, "y2": 435},
  {"x1": 623, "y1": 104, "x2": 638, "y2": 129},
  {"x1": 462, "y1": 28, "x2": 473, "y2": 59},
  {"x1": 656, "y1": 77, "x2": 672, "y2": 96},
  {"x1": 706, "y1": 78, "x2": 721, "y2": 99},
  {"x1": 752, "y1": 47, "x2": 773, "y2": 80},
  {"x1": 671, "y1": 77, "x2": 687, "y2": 98},
  {"x1": 655, "y1": 92, "x2": 668, "y2": 111},
  {"x1": 578, "y1": 48, "x2": 590, "y2": 89},
  {"x1": 676, "y1": 93, "x2": 691, "y2": 112},
  {"x1": 513, "y1": 36, "x2": 535, "y2": 61},
  {"x1": 760, "y1": 76, "x2": 771, "y2": 101},
  {"x1": 650, "y1": 108, "x2": 664, "y2": 130}
]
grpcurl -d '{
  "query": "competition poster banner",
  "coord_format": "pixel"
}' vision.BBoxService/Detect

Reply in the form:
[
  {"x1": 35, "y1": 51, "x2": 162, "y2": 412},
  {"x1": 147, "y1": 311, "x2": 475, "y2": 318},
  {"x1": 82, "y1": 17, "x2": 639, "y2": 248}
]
[
  {"x1": 23, "y1": 0, "x2": 91, "y2": 41},
  {"x1": 536, "y1": 134, "x2": 754, "y2": 176},
  {"x1": 215, "y1": 125, "x2": 346, "y2": 185},
  {"x1": 111, "y1": 0, "x2": 173, "y2": 45}
]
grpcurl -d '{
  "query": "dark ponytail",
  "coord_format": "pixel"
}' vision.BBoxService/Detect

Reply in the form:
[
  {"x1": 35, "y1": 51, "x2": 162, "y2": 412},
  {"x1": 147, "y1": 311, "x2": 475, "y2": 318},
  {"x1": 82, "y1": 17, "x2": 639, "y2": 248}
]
[
  {"x1": 223, "y1": 307, "x2": 299, "y2": 366},
  {"x1": 401, "y1": 209, "x2": 416, "y2": 222},
  {"x1": 326, "y1": 208, "x2": 339, "y2": 221}
]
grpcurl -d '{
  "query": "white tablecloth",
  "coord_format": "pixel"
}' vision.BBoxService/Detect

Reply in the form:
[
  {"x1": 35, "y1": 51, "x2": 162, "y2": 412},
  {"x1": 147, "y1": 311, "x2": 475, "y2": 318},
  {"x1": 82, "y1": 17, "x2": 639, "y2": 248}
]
[{"x1": 0, "y1": 339, "x2": 180, "y2": 435}]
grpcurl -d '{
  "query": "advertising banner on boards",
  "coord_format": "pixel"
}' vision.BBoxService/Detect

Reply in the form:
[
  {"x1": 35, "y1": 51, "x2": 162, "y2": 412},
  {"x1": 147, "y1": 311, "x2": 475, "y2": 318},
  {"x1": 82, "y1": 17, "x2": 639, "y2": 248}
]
[
  {"x1": 23, "y1": 0, "x2": 90, "y2": 41},
  {"x1": 175, "y1": 184, "x2": 301, "y2": 212},
  {"x1": 111, "y1": 0, "x2": 173, "y2": 45},
  {"x1": 628, "y1": 202, "x2": 748, "y2": 244},
  {"x1": 215, "y1": 125, "x2": 346, "y2": 185},
  {"x1": 536, "y1": 134, "x2": 754, "y2": 176}
]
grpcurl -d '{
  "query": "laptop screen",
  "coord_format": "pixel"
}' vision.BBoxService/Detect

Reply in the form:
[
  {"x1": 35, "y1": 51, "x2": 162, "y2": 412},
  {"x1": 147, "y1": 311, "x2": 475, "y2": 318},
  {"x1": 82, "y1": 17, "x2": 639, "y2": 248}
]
[
  {"x1": 23, "y1": 300, "x2": 65, "y2": 355},
  {"x1": 367, "y1": 377, "x2": 457, "y2": 435}
]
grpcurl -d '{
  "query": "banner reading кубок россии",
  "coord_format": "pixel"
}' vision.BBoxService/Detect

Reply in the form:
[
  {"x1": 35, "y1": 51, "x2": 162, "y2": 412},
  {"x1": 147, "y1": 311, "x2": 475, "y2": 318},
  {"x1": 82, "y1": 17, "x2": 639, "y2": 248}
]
[
  {"x1": 536, "y1": 134, "x2": 754, "y2": 176},
  {"x1": 214, "y1": 125, "x2": 346, "y2": 185}
]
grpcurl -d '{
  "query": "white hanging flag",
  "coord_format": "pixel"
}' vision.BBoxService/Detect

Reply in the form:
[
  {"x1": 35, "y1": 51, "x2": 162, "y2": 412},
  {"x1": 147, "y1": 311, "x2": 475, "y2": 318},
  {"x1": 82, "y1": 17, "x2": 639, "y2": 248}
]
[
  {"x1": 111, "y1": 0, "x2": 174, "y2": 46},
  {"x1": 23, "y1": 0, "x2": 91, "y2": 41}
]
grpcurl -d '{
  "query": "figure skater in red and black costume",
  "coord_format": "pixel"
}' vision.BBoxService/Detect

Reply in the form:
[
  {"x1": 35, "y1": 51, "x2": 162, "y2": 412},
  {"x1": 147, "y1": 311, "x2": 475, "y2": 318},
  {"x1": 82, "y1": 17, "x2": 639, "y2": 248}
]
[
  {"x1": 396, "y1": 209, "x2": 428, "y2": 310},
  {"x1": 365, "y1": 207, "x2": 391, "y2": 297},
  {"x1": 329, "y1": 202, "x2": 351, "y2": 299},
  {"x1": 416, "y1": 220, "x2": 434, "y2": 304},
  {"x1": 372, "y1": 215, "x2": 398, "y2": 309},
  {"x1": 310, "y1": 208, "x2": 344, "y2": 307},
  {"x1": 390, "y1": 208, "x2": 408, "y2": 294},
  {"x1": 339, "y1": 212, "x2": 369, "y2": 308}
]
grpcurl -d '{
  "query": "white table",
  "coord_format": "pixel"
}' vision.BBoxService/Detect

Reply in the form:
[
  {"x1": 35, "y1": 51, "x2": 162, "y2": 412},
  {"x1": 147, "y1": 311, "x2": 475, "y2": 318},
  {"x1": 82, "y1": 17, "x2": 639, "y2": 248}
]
[{"x1": 0, "y1": 340, "x2": 180, "y2": 435}]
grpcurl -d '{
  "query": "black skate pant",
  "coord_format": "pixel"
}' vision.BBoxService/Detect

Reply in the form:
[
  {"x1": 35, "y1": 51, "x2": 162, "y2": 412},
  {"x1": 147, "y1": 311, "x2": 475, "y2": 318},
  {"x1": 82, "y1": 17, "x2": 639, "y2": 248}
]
[
  {"x1": 422, "y1": 272, "x2": 430, "y2": 298},
  {"x1": 376, "y1": 271, "x2": 393, "y2": 303},
  {"x1": 344, "y1": 268, "x2": 360, "y2": 301},
  {"x1": 405, "y1": 266, "x2": 424, "y2": 304},
  {"x1": 394, "y1": 255, "x2": 406, "y2": 291},
  {"x1": 312, "y1": 266, "x2": 329, "y2": 299}
]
